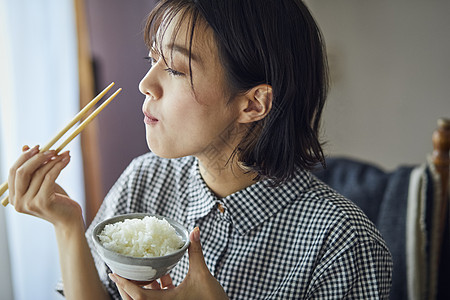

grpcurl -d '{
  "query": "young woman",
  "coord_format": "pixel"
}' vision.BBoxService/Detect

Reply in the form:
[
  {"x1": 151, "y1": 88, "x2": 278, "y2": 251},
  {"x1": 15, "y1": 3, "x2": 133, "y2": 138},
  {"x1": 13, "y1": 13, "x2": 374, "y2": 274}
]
[{"x1": 7, "y1": 0, "x2": 393, "y2": 299}]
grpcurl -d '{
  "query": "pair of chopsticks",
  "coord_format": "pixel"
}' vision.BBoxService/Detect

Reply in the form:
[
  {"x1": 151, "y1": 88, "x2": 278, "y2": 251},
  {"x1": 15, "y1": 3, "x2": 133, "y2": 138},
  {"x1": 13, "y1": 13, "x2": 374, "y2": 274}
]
[{"x1": 0, "y1": 82, "x2": 122, "y2": 207}]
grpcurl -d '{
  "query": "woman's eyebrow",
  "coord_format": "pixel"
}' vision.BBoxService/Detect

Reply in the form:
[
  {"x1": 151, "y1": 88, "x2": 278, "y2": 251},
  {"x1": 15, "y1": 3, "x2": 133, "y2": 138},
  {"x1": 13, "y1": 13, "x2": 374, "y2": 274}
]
[{"x1": 167, "y1": 44, "x2": 203, "y2": 65}]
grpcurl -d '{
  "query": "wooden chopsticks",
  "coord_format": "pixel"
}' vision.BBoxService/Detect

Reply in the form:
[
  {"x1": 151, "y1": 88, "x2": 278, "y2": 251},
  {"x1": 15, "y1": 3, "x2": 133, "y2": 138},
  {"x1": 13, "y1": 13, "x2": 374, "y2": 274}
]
[{"x1": 0, "y1": 82, "x2": 122, "y2": 207}]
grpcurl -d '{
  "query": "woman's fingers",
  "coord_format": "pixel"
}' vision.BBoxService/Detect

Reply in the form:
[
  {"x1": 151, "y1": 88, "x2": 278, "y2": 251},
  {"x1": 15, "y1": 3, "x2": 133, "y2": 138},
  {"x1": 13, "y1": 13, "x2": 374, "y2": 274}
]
[
  {"x1": 116, "y1": 285, "x2": 133, "y2": 300},
  {"x1": 13, "y1": 150, "x2": 57, "y2": 200},
  {"x1": 12, "y1": 154, "x2": 59, "y2": 213},
  {"x1": 37, "y1": 156, "x2": 70, "y2": 213},
  {"x1": 8, "y1": 145, "x2": 40, "y2": 205},
  {"x1": 110, "y1": 273, "x2": 178, "y2": 300},
  {"x1": 10, "y1": 145, "x2": 39, "y2": 175},
  {"x1": 9, "y1": 145, "x2": 69, "y2": 215},
  {"x1": 149, "y1": 280, "x2": 162, "y2": 290},
  {"x1": 160, "y1": 274, "x2": 175, "y2": 289},
  {"x1": 6, "y1": 146, "x2": 81, "y2": 226},
  {"x1": 110, "y1": 274, "x2": 146, "y2": 298},
  {"x1": 27, "y1": 152, "x2": 70, "y2": 197}
]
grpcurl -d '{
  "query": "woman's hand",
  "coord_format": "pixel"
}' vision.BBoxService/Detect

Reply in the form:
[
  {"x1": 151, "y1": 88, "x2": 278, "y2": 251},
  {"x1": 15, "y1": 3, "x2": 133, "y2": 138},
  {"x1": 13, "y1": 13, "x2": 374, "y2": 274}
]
[
  {"x1": 8, "y1": 145, "x2": 82, "y2": 228},
  {"x1": 109, "y1": 227, "x2": 229, "y2": 300}
]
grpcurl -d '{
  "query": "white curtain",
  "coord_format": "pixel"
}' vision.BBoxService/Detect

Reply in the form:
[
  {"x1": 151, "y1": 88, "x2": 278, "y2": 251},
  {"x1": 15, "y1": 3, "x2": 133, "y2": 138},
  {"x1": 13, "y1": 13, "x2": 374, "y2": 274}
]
[{"x1": 0, "y1": 0, "x2": 85, "y2": 299}]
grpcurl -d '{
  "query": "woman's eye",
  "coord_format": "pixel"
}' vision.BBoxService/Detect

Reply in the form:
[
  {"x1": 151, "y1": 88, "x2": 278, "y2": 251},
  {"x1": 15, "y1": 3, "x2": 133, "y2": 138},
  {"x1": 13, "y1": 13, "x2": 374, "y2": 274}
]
[
  {"x1": 164, "y1": 67, "x2": 185, "y2": 77},
  {"x1": 144, "y1": 56, "x2": 157, "y2": 66},
  {"x1": 144, "y1": 56, "x2": 185, "y2": 77}
]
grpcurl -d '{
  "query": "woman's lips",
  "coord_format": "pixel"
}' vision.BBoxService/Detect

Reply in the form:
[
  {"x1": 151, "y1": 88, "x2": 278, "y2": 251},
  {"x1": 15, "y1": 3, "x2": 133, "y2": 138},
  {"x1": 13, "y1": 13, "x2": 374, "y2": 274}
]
[{"x1": 143, "y1": 111, "x2": 159, "y2": 125}]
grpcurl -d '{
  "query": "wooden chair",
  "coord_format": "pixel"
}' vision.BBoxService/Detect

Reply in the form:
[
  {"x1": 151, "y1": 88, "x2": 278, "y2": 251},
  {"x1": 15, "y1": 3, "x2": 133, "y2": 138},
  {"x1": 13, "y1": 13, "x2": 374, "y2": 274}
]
[
  {"x1": 313, "y1": 118, "x2": 450, "y2": 300},
  {"x1": 432, "y1": 118, "x2": 450, "y2": 300}
]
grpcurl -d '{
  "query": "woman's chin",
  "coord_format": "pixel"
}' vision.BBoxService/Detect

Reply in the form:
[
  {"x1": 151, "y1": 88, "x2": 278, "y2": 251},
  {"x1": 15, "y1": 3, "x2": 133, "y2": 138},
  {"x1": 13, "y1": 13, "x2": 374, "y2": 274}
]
[
  {"x1": 146, "y1": 135, "x2": 199, "y2": 159},
  {"x1": 147, "y1": 144, "x2": 185, "y2": 159}
]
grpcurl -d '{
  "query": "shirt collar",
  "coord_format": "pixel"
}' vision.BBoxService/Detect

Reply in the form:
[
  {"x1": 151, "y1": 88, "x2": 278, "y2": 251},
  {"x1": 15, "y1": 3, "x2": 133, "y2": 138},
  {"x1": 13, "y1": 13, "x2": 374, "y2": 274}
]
[
  {"x1": 186, "y1": 158, "x2": 312, "y2": 235},
  {"x1": 186, "y1": 160, "x2": 218, "y2": 223},
  {"x1": 224, "y1": 169, "x2": 312, "y2": 235}
]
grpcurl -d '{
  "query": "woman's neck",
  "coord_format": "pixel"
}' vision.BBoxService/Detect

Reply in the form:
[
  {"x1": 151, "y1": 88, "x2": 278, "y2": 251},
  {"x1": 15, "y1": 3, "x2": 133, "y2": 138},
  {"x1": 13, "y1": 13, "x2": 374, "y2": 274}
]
[{"x1": 197, "y1": 157, "x2": 258, "y2": 199}]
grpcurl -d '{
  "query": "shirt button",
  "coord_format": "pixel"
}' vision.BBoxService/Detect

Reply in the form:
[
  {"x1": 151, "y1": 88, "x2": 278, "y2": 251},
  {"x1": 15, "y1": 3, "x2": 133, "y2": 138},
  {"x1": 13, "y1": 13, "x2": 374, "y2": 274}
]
[{"x1": 217, "y1": 203, "x2": 225, "y2": 213}]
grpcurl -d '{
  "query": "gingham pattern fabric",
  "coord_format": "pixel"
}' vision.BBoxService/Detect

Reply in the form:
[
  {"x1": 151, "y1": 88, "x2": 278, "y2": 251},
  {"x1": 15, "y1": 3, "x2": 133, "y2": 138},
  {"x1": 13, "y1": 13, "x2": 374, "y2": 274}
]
[{"x1": 67, "y1": 152, "x2": 392, "y2": 299}]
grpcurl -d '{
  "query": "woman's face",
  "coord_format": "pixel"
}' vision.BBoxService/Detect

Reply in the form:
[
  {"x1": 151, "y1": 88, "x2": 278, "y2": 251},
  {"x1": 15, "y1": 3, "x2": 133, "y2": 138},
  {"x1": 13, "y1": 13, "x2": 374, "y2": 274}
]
[{"x1": 139, "y1": 13, "x2": 243, "y2": 160}]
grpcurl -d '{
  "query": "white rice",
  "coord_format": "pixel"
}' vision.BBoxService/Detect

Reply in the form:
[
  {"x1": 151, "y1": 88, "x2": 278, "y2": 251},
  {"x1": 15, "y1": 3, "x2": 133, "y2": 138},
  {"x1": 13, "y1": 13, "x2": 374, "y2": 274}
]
[{"x1": 98, "y1": 216, "x2": 184, "y2": 258}]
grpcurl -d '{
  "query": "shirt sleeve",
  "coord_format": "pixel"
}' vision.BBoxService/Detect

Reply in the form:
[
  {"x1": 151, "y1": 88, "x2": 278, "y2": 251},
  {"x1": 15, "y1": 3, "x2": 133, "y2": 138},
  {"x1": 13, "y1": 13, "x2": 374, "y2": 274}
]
[{"x1": 307, "y1": 240, "x2": 393, "y2": 299}]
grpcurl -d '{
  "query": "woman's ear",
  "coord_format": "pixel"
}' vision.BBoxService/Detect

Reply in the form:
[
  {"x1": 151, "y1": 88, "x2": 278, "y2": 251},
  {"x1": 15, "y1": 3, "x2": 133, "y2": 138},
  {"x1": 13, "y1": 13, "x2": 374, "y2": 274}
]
[{"x1": 238, "y1": 84, "x2": 273, "y2": 124}]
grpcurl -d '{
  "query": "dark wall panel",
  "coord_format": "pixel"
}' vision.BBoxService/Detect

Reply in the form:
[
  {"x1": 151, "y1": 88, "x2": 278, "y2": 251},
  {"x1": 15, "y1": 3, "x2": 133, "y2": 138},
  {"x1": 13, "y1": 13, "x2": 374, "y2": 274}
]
[{"x1": 86, "y1": 0, "x2": 157, "y2": 196}]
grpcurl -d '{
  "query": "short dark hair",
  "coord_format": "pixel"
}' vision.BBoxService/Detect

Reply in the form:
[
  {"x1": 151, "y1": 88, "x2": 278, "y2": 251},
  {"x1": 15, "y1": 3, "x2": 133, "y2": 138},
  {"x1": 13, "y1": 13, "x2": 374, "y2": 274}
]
[{"x1": 145, "y1": 0, "x2": 329, "y2": 184}]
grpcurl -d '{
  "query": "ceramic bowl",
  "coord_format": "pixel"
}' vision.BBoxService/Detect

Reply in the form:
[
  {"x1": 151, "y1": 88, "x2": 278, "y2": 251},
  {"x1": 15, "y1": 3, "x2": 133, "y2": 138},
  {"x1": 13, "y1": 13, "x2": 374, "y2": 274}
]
[{"x1": 92, "y1": 213, "x2": 190, "y2": 281}]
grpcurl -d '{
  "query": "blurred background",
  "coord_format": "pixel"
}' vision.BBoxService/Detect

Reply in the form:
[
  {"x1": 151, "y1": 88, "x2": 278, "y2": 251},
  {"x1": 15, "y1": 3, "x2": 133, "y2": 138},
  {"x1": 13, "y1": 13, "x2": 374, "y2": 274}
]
[
  {"x1": 0, "y1": 0, "x2": 448, "y2": 299},
  {"x1": 306, "y1": 0, "x2": 450, "y2": 170}
]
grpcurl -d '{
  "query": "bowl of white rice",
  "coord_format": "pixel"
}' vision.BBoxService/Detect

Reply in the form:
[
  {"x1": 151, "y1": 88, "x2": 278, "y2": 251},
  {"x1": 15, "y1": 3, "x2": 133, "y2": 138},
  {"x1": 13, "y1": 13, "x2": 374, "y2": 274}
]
[{"x1": 92, "y1": 213, "x2": 190, "y2": 282}]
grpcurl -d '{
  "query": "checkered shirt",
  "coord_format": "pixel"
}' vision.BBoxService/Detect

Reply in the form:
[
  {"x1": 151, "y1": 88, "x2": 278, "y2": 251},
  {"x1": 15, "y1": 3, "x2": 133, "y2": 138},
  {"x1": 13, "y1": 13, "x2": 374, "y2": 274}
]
[{"x1": 80, "y1": 152, "x2": 392, "y2": 299}]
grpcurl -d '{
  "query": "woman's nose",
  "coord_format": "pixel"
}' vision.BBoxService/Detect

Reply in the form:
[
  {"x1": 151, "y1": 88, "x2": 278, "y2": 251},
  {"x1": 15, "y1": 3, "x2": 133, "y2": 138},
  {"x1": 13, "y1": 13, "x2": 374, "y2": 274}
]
[{"x1": 138, "y1": 68, "x2": 162, "y2": 99}]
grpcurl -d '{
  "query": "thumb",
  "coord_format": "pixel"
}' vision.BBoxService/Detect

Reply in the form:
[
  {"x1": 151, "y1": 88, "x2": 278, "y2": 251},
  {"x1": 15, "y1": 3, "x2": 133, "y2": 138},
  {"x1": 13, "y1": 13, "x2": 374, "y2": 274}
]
[{"x1": 188, "y1": 227, "x2": 208, "y2": 272}]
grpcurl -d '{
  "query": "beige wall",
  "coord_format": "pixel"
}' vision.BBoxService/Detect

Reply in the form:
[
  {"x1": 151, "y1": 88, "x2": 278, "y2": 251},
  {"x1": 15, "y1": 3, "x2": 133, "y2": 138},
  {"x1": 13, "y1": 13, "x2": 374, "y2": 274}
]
[{"x1": 306, "y1": 0, "x2": 450, "y2": 170}]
